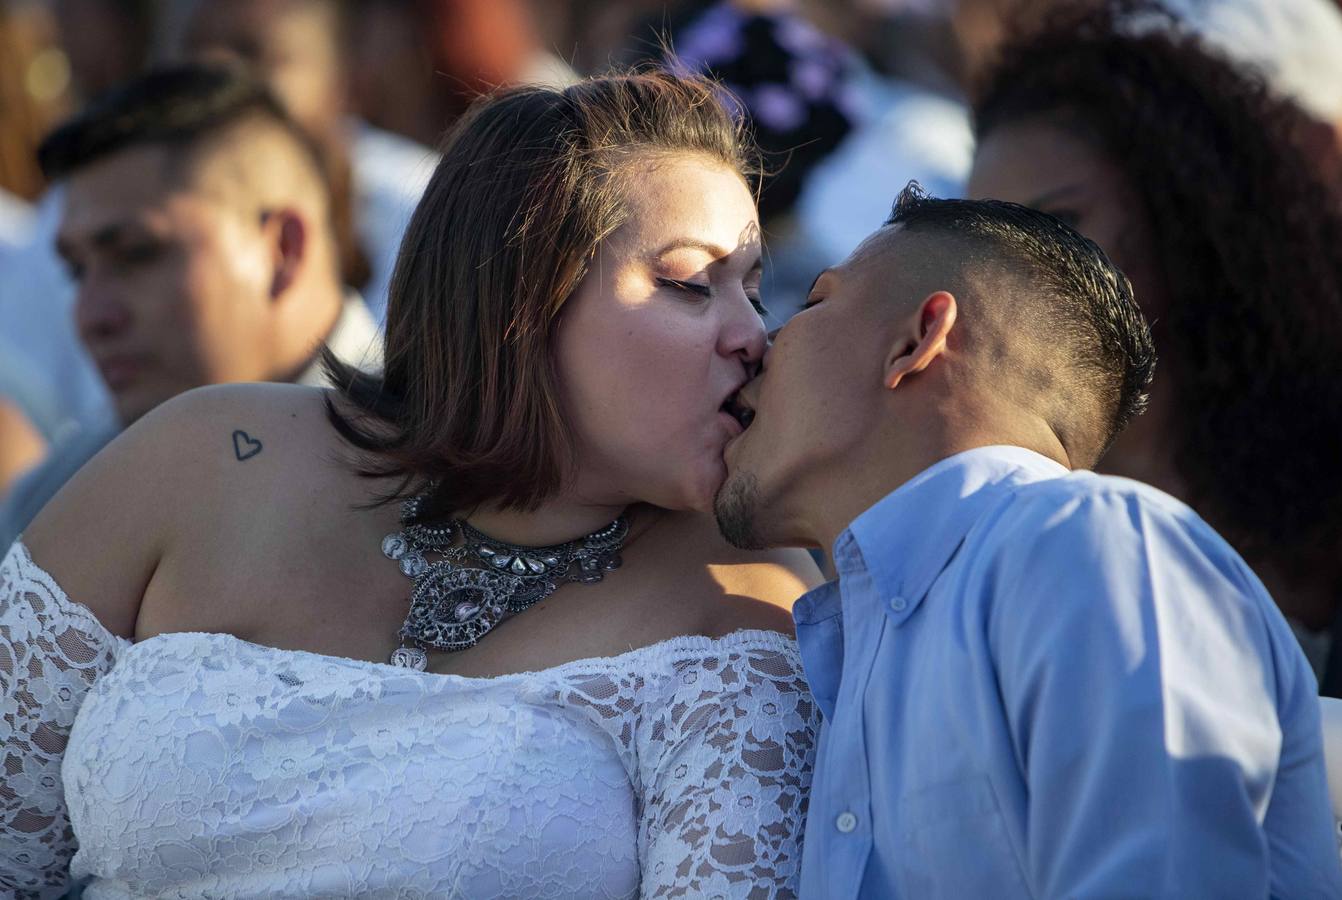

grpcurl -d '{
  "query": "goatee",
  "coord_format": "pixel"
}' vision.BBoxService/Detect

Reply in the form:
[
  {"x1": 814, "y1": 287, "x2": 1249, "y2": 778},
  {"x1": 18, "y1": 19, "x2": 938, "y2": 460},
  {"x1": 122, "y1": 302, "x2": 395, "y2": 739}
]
[{"x1": 714, "y1": 470, "x2": 765, "y2": 549}]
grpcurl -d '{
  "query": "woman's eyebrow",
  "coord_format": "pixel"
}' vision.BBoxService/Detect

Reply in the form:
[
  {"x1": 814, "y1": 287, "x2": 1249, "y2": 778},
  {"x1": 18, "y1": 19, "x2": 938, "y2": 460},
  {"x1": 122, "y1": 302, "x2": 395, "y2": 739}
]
[
  {"x1": 652, "y1": 238, "x2": 732, "y2": 260},
  {"x1": 650, "y1": 239, "x2": 763, "y2": 275}
]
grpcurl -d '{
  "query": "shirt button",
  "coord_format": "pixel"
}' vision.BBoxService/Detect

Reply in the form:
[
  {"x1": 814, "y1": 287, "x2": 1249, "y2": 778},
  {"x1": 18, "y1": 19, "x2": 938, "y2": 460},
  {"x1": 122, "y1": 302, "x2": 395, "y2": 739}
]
[
  {"x1": 835, "y1": 811, "x2": 858, "y2": 833},
  {"x1": 889, "y1": 596, "x2": 907, "y2": 613}
]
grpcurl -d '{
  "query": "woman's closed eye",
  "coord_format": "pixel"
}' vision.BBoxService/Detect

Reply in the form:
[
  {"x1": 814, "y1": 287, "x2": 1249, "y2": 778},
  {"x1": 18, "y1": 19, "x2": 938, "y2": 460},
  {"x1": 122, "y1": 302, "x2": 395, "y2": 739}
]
[
  {"x1": 658, "y1": 277, "x2": 770, "y2": 318},
  {"x1": 657, "y1": 277, "x2": 712, "y2": 299}
]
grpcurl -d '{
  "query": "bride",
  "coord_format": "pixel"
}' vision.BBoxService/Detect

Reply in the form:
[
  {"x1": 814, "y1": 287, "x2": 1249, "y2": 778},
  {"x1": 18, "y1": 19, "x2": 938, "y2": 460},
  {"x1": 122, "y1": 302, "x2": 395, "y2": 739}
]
[{"x1": 1, "y1": 71, "x2": 821, "y2": 897}]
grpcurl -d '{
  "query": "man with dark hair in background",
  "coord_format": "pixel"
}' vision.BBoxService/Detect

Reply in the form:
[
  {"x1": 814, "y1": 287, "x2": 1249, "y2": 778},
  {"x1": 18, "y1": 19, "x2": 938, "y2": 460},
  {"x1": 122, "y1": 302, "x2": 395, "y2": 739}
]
[
  {"x1": 715, "y1": 184, "x2": 1342, "y2": 896},
  {"x1": 160, "y1": 0, "x2": 439, "y2": 321},
  {"x1": 0, "y1": 62, "x2": 380, "y2": 547}
]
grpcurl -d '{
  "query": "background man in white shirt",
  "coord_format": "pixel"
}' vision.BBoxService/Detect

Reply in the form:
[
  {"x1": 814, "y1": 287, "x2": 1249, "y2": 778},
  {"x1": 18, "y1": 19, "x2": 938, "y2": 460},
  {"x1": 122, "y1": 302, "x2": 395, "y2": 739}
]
[{"x1": 0, "y1": 62, "x2": 380, "y2": 546}]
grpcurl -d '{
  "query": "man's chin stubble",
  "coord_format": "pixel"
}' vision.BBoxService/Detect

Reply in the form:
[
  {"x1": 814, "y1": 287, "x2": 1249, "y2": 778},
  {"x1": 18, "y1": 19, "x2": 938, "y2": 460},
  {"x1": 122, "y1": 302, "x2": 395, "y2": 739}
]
[{"x1": 713, "y1": 471, "x2": 766, "y2": 550}]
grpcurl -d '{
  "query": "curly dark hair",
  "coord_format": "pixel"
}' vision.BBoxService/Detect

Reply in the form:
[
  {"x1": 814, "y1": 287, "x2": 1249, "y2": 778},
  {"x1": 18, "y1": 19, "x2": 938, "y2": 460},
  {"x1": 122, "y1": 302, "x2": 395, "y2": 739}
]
[{"x1": 972, "y1": 0, "x2": 1342, "y2": 616}]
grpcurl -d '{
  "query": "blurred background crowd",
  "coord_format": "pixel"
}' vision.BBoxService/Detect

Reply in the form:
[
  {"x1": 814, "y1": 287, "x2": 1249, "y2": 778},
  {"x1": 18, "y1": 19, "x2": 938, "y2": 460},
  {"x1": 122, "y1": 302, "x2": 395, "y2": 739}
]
[{"x1": 4, "y1": 0, "x2": 1342, "y2": 688}]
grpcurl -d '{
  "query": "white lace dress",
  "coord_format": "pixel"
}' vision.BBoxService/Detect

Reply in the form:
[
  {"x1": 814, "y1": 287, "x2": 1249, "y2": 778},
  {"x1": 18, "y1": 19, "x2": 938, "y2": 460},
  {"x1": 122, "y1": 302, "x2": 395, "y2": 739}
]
[{"x1": 0, "y1": 542, "x2": 818, "y2": 898}]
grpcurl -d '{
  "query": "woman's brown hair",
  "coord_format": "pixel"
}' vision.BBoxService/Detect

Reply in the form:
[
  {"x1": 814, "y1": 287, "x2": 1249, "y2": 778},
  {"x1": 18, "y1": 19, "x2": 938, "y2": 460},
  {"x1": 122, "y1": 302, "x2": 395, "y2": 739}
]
[{"x1": 324, "y1": 70, "x2": 756, "y2": 515}]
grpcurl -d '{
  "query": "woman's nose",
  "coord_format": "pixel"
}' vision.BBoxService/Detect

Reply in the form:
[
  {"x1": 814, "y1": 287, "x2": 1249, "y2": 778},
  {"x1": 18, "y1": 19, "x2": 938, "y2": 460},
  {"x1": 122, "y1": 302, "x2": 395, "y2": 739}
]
[{"x1": 730, "y1": 310, "x2": 768, "y2": 364}]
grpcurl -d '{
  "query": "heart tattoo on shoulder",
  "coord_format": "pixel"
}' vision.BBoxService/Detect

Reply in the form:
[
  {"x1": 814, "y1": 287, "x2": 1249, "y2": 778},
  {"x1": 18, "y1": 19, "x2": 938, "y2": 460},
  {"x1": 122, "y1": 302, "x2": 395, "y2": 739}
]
[{"x1": 232, "y1": 429, "x2": 263, "y2": 461}]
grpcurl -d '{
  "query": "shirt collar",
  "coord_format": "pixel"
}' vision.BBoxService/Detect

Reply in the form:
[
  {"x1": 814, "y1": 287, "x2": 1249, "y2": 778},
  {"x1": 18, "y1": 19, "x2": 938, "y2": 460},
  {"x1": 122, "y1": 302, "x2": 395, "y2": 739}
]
[{"x1": 837, "y1": 445, "x2": 1067, "y2": 625}]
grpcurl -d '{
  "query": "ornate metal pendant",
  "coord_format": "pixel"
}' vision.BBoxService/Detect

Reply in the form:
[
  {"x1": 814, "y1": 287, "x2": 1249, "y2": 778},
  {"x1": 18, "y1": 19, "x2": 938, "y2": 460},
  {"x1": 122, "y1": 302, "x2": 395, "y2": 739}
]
[{"x1": 383, "y1": 492, "x2": 628, "y2": 667}]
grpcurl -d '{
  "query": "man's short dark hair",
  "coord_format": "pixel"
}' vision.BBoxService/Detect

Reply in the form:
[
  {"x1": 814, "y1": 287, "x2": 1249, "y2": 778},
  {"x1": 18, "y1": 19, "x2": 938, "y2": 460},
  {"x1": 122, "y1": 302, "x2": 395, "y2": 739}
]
[
  {"x1": 38, "y1": 61, "x2": 325, "y2": 182},
  {"x1": 885, "y1": 182, "x2": 1156, "y2": 463}
]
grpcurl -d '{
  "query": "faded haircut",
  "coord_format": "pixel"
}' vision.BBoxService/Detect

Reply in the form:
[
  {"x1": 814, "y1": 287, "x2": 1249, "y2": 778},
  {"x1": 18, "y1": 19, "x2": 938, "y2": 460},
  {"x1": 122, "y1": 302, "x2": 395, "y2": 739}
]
[
  {"x1": 38, "y1": 61, "x2": 326, "y2": 190},
  {"x1": 885, "y1": 182, "x2": 1155, "y2": 464}
]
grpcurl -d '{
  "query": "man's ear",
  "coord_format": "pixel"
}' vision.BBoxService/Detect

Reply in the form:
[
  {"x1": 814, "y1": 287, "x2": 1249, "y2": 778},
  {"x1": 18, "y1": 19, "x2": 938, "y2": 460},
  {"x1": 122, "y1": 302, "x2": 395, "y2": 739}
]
[
  {"x1": 884, "y1": 291, "x2": 957, "y2": 391},
  {"x1": 262, "y1": 208, "x2": 307, "y2": 302}
]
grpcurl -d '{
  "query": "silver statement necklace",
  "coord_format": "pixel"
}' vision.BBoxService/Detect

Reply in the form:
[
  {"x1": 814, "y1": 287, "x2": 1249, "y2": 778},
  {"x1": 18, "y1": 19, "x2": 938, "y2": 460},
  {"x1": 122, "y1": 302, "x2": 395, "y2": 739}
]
[{"x1": 381, "y1": 490, "x2": 630, "y2": 669}]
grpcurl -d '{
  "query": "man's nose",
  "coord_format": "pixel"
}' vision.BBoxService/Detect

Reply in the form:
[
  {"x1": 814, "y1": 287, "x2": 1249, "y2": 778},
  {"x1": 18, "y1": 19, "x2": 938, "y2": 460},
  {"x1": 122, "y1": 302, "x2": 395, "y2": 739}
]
[{"x1": 75, "y1": 281, "x2": 132, "y2": 341}]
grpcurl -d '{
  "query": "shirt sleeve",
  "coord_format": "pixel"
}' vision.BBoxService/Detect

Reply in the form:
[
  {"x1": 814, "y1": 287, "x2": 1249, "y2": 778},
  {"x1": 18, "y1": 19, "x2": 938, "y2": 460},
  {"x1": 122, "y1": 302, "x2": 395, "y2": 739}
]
[
  {"x1": 633, "y1": 645, "x2": 819, "y2": 899},
  {"x1": 1, "y1": 541, "x2": 127, "y2": 899},
  {"x1": 984, "y1": 487, "x2": 1342, "y2": 898}
]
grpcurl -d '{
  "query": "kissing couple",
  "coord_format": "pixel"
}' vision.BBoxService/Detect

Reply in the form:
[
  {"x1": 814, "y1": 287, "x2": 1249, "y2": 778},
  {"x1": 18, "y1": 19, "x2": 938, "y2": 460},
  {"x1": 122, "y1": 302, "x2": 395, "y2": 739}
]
[{"x1": 3, "y1": 69, "x2": 1338, "y2": 898}]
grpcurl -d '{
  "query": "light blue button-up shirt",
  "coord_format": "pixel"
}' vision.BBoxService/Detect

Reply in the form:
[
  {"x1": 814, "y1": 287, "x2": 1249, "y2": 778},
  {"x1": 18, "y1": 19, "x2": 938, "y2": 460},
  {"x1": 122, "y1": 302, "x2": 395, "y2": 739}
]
[{"x1": 794, "y1": 446, "x2": 1342, "y2": 898}]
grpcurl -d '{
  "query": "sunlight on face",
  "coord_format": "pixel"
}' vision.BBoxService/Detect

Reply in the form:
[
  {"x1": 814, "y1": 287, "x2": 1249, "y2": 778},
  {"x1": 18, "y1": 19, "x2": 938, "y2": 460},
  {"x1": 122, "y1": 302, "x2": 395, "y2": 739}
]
[{"x1": 554, "y1": 155, "x2": 766, "y2": 513}]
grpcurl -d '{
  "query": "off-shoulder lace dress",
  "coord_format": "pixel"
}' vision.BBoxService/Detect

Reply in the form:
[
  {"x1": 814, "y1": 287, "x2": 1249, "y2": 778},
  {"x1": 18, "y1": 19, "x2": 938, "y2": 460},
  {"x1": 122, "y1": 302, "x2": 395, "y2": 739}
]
[{"x1": 0, "y1": 541, "x2": 818, "y2": 898}]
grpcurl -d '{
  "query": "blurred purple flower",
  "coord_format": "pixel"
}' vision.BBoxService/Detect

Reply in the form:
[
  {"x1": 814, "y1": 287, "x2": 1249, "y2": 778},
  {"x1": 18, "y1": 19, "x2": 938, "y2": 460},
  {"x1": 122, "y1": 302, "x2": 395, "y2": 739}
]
[
  {"x1": 752, "y1": 84, "x2": 807, "y2": 131},
  {"x1": 676, "y1": 5, "x2": 746, "y2": 66}
]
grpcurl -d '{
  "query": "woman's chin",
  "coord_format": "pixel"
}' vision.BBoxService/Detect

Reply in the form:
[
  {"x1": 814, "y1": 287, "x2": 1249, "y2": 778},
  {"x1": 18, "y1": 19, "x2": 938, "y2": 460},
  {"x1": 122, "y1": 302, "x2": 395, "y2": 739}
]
[
  {"x1": 622, "y1": 456, "x2": 726, "y2": 514},
  {"x1": 656, "y1": 474, "x2": 723, "y2": 515},
  {"x1": 685, "y1": 465, "x2": 730, "y2": 514},
  {"x1": 651, "y1": 486, "x2": 714, "y2": 515},
  {"x1": 681, "y1": 494, "x2": 715, "y2": 515}
]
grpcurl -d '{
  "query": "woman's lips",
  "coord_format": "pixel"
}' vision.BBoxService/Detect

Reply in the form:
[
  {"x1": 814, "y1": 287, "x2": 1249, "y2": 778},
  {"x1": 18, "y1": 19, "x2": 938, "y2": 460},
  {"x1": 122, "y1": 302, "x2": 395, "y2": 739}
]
[{"x1": 718, "y1": 408, "x2": 744, "y2": 438}]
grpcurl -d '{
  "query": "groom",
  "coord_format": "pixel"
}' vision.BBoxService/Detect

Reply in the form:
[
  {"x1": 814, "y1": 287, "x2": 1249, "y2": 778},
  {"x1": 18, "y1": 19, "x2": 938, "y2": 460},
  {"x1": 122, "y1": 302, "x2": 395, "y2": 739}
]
[{"x1": 716, "y1": 185, "x2": 1342, "y2": 896}]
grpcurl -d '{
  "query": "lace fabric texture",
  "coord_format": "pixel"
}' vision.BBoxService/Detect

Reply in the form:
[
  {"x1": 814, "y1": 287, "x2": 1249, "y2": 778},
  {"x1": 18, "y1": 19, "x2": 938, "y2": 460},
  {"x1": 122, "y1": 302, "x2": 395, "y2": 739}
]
[
  {"x1": 0, "y1": 541, "x2": 818, "y2": 898},
  {"x1": 1, "y1": 542, "x2": 129, "y2": 899}
]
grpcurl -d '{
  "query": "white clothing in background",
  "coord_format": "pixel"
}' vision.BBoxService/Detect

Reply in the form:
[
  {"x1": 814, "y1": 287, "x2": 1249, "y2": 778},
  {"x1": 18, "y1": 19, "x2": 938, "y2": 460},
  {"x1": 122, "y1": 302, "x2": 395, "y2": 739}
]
[
  {"x1": 0, "y1": 186, "x2": 114, "y2": 443},
  {"x1": 0, "y1": 188, "x2": 35, "y2": 250},
  {"x1": 350, "y1": 122, "x2": 438, "y2": 324},
  {"x1": 1158, "y1": 0, "x2": 1342, "y2": 125},
  {"x1": 794, "y1": 75, "x2": 974, "y2": 277}
]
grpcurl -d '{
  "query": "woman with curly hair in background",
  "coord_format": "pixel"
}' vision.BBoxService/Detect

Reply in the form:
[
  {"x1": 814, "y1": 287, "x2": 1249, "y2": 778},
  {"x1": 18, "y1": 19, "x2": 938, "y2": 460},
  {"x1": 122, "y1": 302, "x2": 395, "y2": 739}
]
[{"x1": 968, "y1": 0, "x2": 1342, "y2": 693}]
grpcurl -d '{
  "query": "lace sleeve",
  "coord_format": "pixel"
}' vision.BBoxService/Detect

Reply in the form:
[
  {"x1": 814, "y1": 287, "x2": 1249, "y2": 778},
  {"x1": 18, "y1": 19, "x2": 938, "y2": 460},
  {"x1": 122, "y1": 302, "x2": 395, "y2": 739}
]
[
  {"x1": 634, "y1": 641, "x2": 819, "y2": 899},
  {"x1": 1, "y1": 541, "x2": 127, "y2": 899}
]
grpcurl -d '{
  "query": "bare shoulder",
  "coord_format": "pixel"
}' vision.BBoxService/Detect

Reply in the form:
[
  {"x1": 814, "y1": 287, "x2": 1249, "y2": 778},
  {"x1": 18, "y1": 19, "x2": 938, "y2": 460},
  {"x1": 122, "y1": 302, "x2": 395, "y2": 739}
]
[
  {"x1": 23, "y1": 383, "x2": 339, "y2": 637},
  {"x1": 124, "y1": 381, "x2": 335, "y2": 462},
  {"x1": 645, "y1": 510, "x2": 822, "y2": 638},
  {"x1": 44, "y1": 382, "x2": 336, "y2": 512}
]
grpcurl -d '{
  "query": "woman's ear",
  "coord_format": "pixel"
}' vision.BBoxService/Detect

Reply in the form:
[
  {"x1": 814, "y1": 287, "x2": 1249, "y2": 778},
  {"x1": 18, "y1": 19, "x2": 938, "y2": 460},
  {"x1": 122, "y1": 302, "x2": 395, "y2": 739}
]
[
  {"x1": 262, "y1": 208, "x2": 307, "y2": 302},
  {"x1": 883, "y1": 291, "x2": 957, "y2": 391}
]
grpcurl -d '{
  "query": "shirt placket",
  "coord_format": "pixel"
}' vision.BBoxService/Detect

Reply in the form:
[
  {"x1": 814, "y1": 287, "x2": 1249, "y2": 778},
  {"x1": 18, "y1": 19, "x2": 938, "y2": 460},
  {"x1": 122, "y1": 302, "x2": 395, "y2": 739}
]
[{"x1": 819, "y1": 557, "x2": 883, "y2": 899}]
